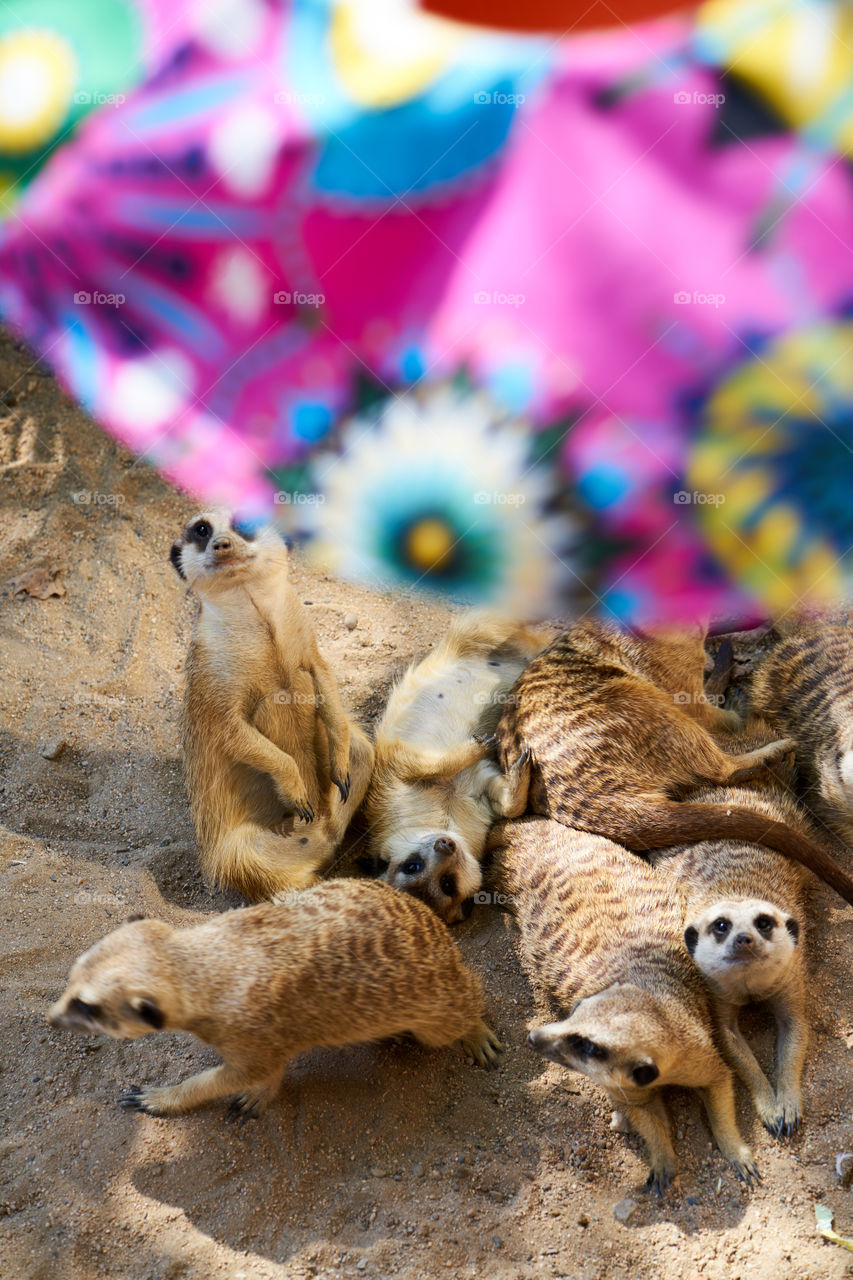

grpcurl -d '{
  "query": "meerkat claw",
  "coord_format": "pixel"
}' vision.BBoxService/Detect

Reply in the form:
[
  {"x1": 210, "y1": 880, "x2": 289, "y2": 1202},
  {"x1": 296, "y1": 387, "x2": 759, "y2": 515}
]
[
  {"x1": 333, "y1": 773, "x2": 351, "y2": 804},
  {"x1": 644, "y1": 1168, "x2": 672, "y2": 1197},
  {"x1": 118, "y1": 1086, "x2": 150, "y2": 1114},
  {"x1": 296, "y1": 803, "x2": 315, "y2": 823},
  {"x1": 474, "y1": 733, "x2": 498, "y2": 750},
  {"x1": 225, "y1": 1094, "x2": 262, "y2": 1124}
]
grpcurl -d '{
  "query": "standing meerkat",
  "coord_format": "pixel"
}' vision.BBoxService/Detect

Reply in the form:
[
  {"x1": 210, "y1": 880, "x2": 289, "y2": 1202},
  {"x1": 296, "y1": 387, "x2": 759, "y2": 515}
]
[
  {"x1": 651, "y1": 717, "x2": 811, "y2": 1138},
  {"x1": 364, "y1": 614, "x2": 547, "y2": 923},
  {"x1": 751, "y1": 624, "x2": 853, "y2": 846},
  {"x1": 48, "y1": 880, "x2": 502, "y2": 1119},
  {"x1": 170, "y1": 511, "x2": 374, "y2": 901},
  {"x1": 494, "y1": 620, "x2": 853, "y2": 905},
  {"x1": 487, "y1": 817, "x2": 757, "y2": 1191}
]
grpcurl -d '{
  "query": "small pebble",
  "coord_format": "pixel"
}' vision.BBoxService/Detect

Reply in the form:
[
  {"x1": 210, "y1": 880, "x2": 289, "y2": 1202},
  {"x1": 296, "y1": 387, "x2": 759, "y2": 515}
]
[
  {"x1": 40, "y1": 737, "x2": 67, "y2": 761},
  {"x1": 343, "y1": 612, "x2": 358, "y2": 630},
  {"x1": 613, "y1": 1197, "x2": 638, "y2": 1224}
]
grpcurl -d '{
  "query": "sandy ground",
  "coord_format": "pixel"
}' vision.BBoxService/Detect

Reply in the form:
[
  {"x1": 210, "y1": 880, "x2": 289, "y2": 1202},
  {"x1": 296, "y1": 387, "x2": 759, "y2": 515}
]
[{"x1": 1, "y1": 327, "x2": 853, "y2": 1280}]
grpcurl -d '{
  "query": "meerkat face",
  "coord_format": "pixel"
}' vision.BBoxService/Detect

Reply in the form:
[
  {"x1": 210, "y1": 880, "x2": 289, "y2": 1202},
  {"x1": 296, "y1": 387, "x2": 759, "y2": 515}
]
[
  {"x1": 377, "y1": 830, "x2": 483, "y2": 924},
  {"x1": 684, "y1": 898, "x2": 800, "y2": 1000},
  {"x1": 527, "y1": 988, "x2": 671, "y2": 1102},
  {"x1": 48, "y1": 920, "x2": 175, "y2": 1040},
  {"x1": 170, "y1": 510, "x2": 288, "y2": 590}
]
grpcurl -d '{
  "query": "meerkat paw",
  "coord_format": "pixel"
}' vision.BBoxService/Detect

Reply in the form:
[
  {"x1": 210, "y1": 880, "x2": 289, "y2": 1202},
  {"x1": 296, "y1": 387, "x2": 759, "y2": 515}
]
[
  {"x1": 474, "y1": 733, "x2": 498, "y2": 751},
  {"x1": 644, "y1": 1159, "x2": 677, "y2": 1197},
  {"x1": 760, "y1": 738, "x2": 797, "y2": 769},
  {"x1": 461, "y1": 1022, "x2": 503, "y2": 1069},
  {"x1": 763, "y1": 1094, "x2": 802, "y2": 1139},
  {"x1": 225, "y1": 1090, "x2": 269, "y2": 1124},
  {"x1": 118, "y1": 1084, "x2": 179, "y2": 1117},
  {"x1": 331, "y1": 771, "x2": 351, "y2": 804},
  {"x1": 293, "y1": 799, "x2": 315, "y2": 824},
  {"x1": 723, "y1": 1144, "x2": 761, "y2": 1187}
]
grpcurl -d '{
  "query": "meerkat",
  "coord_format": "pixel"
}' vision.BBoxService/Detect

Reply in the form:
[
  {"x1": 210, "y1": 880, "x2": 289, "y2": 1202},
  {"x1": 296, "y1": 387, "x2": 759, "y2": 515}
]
[
  {"x1": 751, "y1": 623, "x2": 853, "y2": 846},
  {"x1": 494, "y1": 619, "x2": 853, "y2": 905},
  {"x1": 486, "y1": 817, "x2": 757, "y2": 1191},
  {"x1": 48, "y1": 879, "x2": 502, "y2": 1118},
  {"x1": 364, "y1": 614, "x2": 548, "y2": 923},
  {"x1": 651, "y1": 716, "x2": 811, "y2": 1138},
  {"x1": 170, "y1": 511, "x2": 374, "y2": 901}
]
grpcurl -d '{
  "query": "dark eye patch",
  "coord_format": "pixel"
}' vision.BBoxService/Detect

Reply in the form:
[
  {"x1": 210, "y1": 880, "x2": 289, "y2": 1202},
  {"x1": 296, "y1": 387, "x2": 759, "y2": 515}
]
[
  {"x1": 569, "y1": 1034, "x2": 607, "y2": 1060},
  {"x1": 712, "y1": 917, "x2": 731, "y2": 938},
  {"x1": 631, "y1": 1063, "x2": 659, "y2": 1087},
  {"x1": 754, "y1": 913, "x2": 776, "y2": 936},
  {"x1": 439, "y1": 873, "x2": 456, "y2": 897},
  {"x1": 400, "y1": 856, "x2": 424, "y2": 876},
  {"x1": 69, "y1": 997, "x2": 101, "y2": 1022},
  {"x1": 188, "y1": 520, "x2": 213, "y2": 548}
]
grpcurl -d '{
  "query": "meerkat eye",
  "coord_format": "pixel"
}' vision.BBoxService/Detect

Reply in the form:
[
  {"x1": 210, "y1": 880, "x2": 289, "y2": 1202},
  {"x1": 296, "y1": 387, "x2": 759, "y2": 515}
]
[
  {"x1": 712, "y1": 917, "x2": 731, "y2": 937},
  {"x1": 631, "y1": 1063, "x2": 659, "y2": 1087},
  {"x1": 439, "y1": 874, "x2": 456, "y2": 897},
  {"x1": 191, "y1": 520, "x2": 213, "y2": 544},
  {"x1": 400, "y1": 856, "x2": 424, "y2": 876},
  {"x1": 571, "y1": 1036, "x2": 607, "y2": 1060},
  {"x1": 754, "y1": 914, "x2": 776, "y2": 935}
]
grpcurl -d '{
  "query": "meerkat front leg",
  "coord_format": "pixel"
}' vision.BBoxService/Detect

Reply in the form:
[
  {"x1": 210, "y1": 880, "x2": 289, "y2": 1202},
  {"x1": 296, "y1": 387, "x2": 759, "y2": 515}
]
[
  {"x1": 311, "y1": 658, "x2": 352, "y2": 801},
  {"x1": 716, "y1": 1007, "x2": 779, "y2": 1134},
  {"x1": 119, "y1": 1062, "x2": 283, "y2": 1118},
  {"x1": 769, "y1": 981, "x2": 807, "y2": 1136},
  {"x1": 617, "y1": 1093, "x2": 678, "y2": 1194},
  {"x1": 486, "y1": 749, "x2": 531, "y2": 819},
  {"x1": 226, "y1": 717, "x2": 315, "y2": 821},
  {"x1": 699, "y1": 1071, "x2": 759, "y2": 1184}
]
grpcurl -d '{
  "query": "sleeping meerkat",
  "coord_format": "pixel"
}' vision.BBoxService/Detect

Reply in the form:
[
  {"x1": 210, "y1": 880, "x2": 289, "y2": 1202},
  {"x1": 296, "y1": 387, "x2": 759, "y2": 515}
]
[
  {"x1": 651, "y1": 717, "x2": 810, "y2": 1138},
  {"x1": 171, "y1": 511, "x2": 374, "y2": 901},
  {"x1": 495, "y1": 619, "x2": 853, "y2": 905},
  {"x1": 751, "y1": 624, "x2": 853, "y2": 846},
  {"x1": 487, "y1": 817, "x2": 757, "y2": 1191},
  {"x1": 48, "y1": 880, "x2": 502, "y2": 1118},
  {"x1": 364, "y1": 614, "x2": 548, "y2": 923}
]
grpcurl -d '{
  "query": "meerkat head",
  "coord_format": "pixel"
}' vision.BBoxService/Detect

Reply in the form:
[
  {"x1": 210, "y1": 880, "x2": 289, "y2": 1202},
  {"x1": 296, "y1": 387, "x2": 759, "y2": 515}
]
[
  {"x1": 526, "y1": 986, "x2": 677, "y2": 1101},
  {"x1": 48, "y1": 919, "x2": 181, "y2": 1040},
  {"x1": 170, "y1": 510, "x2": 289, "y2": 591},
  {"x1": 684, "y1": 898, "x2": 800, "y2": 1000},
  {"x1": 376, "y1": 831, "x2": 484, "y2": 925}
]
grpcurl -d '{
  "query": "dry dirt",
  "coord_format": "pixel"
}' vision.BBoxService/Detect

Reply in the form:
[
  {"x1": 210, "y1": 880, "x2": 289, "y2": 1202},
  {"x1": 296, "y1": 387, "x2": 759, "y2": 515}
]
[{"x1": 1, "y1": 328, "x2": 852, "y2": 1280}]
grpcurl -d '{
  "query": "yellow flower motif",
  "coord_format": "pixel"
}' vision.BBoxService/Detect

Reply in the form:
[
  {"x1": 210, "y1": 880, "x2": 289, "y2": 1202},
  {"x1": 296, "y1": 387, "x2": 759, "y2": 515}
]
[{"x1": 0, "y1": 29, "x2": 77, "y2": 154}]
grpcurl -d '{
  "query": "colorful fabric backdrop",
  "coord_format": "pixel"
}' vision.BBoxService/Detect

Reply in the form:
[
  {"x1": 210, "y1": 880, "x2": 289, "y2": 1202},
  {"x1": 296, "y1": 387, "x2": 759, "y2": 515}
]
[{"x1": 1, "y1": 0, "x2": 852, "y2": 623}]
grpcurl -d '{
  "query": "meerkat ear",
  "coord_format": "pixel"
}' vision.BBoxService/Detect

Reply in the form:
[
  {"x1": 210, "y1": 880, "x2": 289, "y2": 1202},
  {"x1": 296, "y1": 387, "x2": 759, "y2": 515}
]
[
  {"x1": 169, "y1": 544, "x2": 186, "y2": 578},
  {"x1": 125, "y1": 914, "x2": 146, "y2": 923},
  {"x1": 785, "y1": 917, "x2": 800, "y2": 943},
  {"x1": 684, "y1": 925, "x2": 699, "y2": 956},
  {"x1": 129, "y1": 996, "x2": 164, "y2": 1029}
]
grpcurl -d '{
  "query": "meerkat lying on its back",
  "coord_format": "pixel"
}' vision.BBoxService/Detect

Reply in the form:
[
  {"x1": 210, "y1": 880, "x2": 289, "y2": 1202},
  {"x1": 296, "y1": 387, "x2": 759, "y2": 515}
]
[
  {"x1": 171, "y1": 512, "x2": 373, "y2": 901},
  {"x1": 48, "y1": 880, "x2": 502, "y2": 1119},
  {"x1": 651, "y1": 717, "x2": 810, "y2": 1138},
  {"x1": 487, "y1": 818, "x2": 756, "y2": 1191},
  {"x1": 365, "y1": 614, "x2": 547, "y2": 923},
  {"x1": 495, "y1": 619, "x2": 853, "y2": 905},
  {"x1": 752, "y1": 624, "x2": 853, "y2": 847}
]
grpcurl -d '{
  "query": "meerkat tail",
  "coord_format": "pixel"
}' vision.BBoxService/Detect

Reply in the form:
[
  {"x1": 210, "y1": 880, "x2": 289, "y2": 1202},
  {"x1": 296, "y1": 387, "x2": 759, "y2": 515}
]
[
  {"x1": 609, "y1": 803, "x2": 853, "y2": 906},
  {"x1": 205, "y1": 824, "x2": 326, "y2": 901}
]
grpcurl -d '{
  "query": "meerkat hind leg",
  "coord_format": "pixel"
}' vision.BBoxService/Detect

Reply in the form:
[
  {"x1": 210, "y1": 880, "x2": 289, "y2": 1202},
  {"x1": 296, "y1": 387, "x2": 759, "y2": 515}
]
[
  {"x1": 724, "y1": 739, "x2": 797, "y2": 784},
  {"x1": 486, "y1": 755, "x2": 531, "y2": 819}
]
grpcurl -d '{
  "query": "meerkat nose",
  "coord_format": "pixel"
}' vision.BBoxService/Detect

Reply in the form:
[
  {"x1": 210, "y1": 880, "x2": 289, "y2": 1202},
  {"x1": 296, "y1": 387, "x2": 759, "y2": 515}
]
[
  {"x1": 212, "y1": 537, "x2": 232, "y2": 552},
  {"x1": 434, "y1": 836, "x2": 456, "y2": 854},
  {"x1": 733, "y1": 933, "x2": 753, "y2": 950}
]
